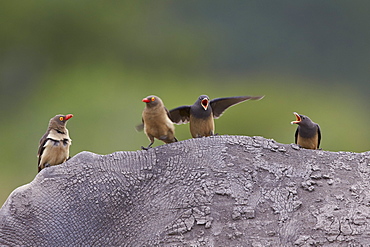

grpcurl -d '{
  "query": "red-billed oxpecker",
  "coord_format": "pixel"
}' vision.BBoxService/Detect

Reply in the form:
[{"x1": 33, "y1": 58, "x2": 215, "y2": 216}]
[
  {"x1": 136, "y1": 95, "x2": 178, "y2": 150},
  {"x1": 38, "y1": 114, "x2": 73, "y2": 172},
  {"x1": 291, "y1": 112, "x2": 321, "y2": 150},
  {"x1": 169, "y1": 95, "x2": 264, "y2": 138}
]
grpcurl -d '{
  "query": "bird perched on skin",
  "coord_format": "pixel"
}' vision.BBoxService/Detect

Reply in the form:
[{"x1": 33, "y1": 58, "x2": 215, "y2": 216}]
[
  {"x1": 38, "y1": 114, "x2": 73, "y2": 172},
  {"x1": 136, "y1": 95, "x2": 178, "y2": 150},
  {"x1": 291, "y1": 112, "x2": 321, "y2": 150},
  {"x1": 169, "y1": 95, "x2": 264, "y2": 138}
]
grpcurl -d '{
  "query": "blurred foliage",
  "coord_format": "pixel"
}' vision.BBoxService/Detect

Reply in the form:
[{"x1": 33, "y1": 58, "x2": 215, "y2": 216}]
[{"x1": 0, "y1": 1, "x2": 369, "y2": 205}]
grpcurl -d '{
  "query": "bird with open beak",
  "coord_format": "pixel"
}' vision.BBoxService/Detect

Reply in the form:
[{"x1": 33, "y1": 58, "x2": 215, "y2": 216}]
[
  {"x1": 37, "y1": 114, "x2": 73, "y2": 172},
  {"x1": 136, "y1": 95, "x2": 178, "y2": 150},
  {"x1": 291, "y1": 112, "x2": 321, "y2": 150},
  {"x1": 169, "y1": 95, "x2": 264, "y2": 138}
]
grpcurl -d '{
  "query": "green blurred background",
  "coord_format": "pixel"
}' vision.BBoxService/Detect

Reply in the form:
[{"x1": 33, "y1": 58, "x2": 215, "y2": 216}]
[{"x1": 1, "y1": 1, "x2": 369, "y2": 205}]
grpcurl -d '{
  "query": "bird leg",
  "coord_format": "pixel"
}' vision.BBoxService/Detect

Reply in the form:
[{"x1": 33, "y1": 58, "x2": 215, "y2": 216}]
[
  {"x1": 141, "y1": 142, "x2": 154, "y2": 150},
  {"x1": 142, "y1": 135, "x2": 155, "y2": 150},
  {"x1": 209, "y1": 130, "x2": 218, "y2": 136}
]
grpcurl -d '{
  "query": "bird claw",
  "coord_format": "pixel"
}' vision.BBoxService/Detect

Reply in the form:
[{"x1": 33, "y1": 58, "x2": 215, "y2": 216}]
[{"x1": 141, "y1": 146, "x2": 151, "y2": 151}]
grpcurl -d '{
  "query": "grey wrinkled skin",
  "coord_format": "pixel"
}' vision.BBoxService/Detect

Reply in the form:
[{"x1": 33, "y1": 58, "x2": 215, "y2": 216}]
[{"x1": 1, "y1": 135, "x2": 369, "y2": 246}]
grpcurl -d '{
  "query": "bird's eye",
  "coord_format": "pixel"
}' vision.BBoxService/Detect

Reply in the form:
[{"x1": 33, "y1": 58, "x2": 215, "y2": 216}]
[
  {"x1": 59, "y1": 117, "x2": 64, "y2": 121},
  {"x1": 151, "y1": 97, "x2": 155, "y2": 101}
]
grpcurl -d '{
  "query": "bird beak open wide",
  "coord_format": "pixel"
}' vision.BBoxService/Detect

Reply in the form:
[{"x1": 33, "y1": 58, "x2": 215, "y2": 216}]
[
  {"x1": 142, "y1": 98, "x2": 151, "y2": 103},
  {"x1": 65, "y1": 114, "x2": 73, "y2": 120},
  {"x1": 291, "y1": 112, "x2": 301, "y2": 124},
  {"x1": 201, "y1": 98, "x2": 209, "y2": 110}
]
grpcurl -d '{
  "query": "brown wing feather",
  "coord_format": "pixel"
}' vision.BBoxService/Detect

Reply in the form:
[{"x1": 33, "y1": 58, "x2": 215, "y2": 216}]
[
  {"x1": 37, "y1": 132, "x2": 48, "y2": 172},
  {"x1": 135, "y1": 118, "x2": 144, "y2": 132},
  {"x1": 294, "y1": 127, "x2": 299, "y2": 144},
  {"x1": 317, "y1": 124, "x2": 321, "y2": 148}
]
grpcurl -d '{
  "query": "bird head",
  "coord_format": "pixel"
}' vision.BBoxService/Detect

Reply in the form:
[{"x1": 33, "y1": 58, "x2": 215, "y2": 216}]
[
  {"x1": 198, "y1": 95, "x2": 209, "y2": 110},
  {"x1": 142, "y1": 95, "x2": 162, "y2": 107},
  {"x1": 291, "y1": 112, "x2": 314, "y2": 126},
  {"x1": 291, "y1": 112, "x2": 302, "y2": 124},
  {"x1": 55, "y1": 114, "x2": 73, "y2": 123},
  {"x1": 49, "y1": 114, "x2": 73, "y2": 129}
]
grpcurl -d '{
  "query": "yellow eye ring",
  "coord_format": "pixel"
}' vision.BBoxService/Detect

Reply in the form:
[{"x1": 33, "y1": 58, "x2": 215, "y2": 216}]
[
  {"x1": 59, "y1": 117, "x2": 64, "y2": 121},
  {"x1": 151, "y1": 97, "x2": 155, "y2": 101}
]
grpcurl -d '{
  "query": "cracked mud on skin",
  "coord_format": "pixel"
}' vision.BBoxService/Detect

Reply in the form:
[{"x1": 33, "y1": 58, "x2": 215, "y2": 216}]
[{"x1": 1, "y1": 135, "x2": 369, "y2": 246}]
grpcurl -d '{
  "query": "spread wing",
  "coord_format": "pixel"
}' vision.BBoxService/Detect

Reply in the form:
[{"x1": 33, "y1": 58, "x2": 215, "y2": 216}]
[
  {"x1": 169, "y1": 105, "x2": 191, "y2": 124},
  {"x1": 210, "y1": 96, "x2": 264, "y2": 119}
]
